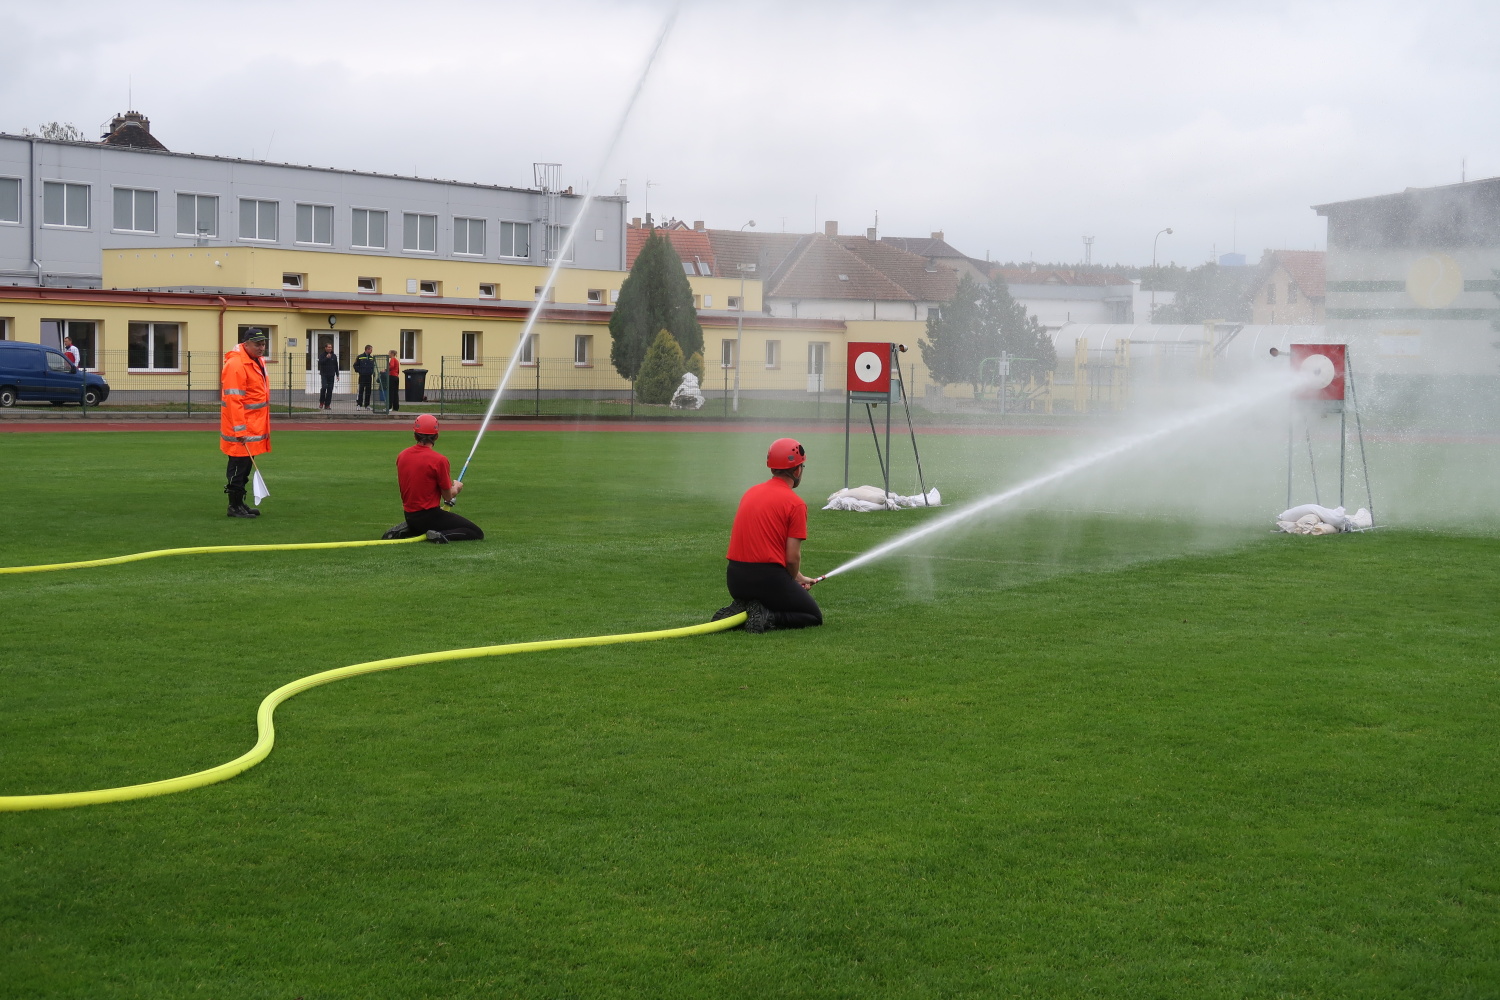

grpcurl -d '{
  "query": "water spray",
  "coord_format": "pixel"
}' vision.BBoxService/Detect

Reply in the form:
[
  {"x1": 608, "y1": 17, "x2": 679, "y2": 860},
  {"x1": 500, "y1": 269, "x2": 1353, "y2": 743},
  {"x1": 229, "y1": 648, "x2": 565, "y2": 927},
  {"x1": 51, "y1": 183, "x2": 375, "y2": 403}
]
[
  {"x1": 818, "y1": 368, "x2": 1316, "y2": 582},
  {"x1": 454, "y1": 9, "x2": 679, "y2": 492}
]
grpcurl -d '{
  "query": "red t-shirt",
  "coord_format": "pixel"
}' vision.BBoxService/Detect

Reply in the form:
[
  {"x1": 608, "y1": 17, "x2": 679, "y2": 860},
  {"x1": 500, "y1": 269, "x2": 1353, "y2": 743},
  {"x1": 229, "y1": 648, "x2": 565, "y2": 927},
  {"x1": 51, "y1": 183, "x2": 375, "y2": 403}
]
[
  {"x1": 397, "y1": 444, "x2": 452, "y2": 512},
  {"x1": 387, "y1": 356, "x2": 400, "y2": 377},
  {"x1": 727, "y1": 476, "x2": 808, "y2": 565}
]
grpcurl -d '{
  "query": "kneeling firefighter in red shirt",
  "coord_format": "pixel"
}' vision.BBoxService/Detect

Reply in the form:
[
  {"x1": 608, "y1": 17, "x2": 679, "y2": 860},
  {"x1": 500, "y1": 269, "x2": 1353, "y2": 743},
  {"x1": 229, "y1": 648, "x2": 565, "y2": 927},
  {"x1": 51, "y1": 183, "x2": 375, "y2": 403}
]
[
  {"x1": 382, "y1": 414, "x2": 485, "y2": 543},
  {"x1": 714, "y1": 437, "x2": 823, "y2": 633}
]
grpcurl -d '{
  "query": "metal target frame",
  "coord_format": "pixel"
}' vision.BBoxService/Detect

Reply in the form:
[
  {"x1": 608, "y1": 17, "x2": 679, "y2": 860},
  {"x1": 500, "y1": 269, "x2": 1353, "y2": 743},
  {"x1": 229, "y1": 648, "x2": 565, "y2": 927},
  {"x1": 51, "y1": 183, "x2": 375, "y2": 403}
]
[
  {"x1": 843, "y1": 342, "x2": 931, "y2": 504},
  {"x1": 1281, "y1": 344, "x2": 1376, "y2": 527}
]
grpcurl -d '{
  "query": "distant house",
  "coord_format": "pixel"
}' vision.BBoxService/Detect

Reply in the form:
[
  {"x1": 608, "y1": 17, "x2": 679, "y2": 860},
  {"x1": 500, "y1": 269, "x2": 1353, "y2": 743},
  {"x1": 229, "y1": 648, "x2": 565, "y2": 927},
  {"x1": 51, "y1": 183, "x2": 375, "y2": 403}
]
[
  {"x1": 986, "y1": 266, "x2": 1135, "y2": 328},
  {"x1": 1249, "y1": 250, "x2": 1325, "y2": 324}
]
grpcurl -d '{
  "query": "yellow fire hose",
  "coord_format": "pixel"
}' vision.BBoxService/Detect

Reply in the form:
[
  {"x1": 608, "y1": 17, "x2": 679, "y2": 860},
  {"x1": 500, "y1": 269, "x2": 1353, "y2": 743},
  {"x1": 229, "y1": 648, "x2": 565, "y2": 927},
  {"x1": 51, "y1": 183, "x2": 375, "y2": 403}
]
[
  {"x1": 0, "y1": 535, "x2": 427, "y2": 575},
  {"x1": 0, "y1": 538, "x2": 748, "y2": 811}
]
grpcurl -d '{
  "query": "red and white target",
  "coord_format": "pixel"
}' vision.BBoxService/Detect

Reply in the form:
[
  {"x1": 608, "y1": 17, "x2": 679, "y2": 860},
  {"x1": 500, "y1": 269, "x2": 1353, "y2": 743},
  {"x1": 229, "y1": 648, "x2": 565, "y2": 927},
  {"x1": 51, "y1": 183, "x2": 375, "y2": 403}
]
[
  {"x1": 1289, "y1": 343, "x2": 1346, "y2": 400},
  {"x1": 847, "y1": 342, "x2": 892, "y2": 393}
]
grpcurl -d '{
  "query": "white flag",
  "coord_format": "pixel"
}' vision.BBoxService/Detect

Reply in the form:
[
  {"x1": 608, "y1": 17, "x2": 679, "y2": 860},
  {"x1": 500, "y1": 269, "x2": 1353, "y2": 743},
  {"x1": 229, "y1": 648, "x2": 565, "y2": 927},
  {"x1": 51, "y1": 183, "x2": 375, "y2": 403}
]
[{"x1": 251, "y1": 469, "x2": 270, "y2": 505}]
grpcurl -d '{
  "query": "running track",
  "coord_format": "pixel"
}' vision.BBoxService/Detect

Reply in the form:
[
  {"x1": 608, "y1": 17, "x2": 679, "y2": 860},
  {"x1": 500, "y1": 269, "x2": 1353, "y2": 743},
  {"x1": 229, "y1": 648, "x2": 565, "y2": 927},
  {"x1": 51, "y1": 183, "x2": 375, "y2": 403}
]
[{"x1": 0, "y1": 419, "x2": 1077, "y2": 436}]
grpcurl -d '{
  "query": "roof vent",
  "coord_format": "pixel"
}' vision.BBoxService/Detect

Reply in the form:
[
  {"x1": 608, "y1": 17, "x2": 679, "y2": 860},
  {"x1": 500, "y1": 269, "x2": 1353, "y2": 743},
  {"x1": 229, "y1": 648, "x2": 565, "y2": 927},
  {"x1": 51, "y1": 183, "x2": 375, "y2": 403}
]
[{"x1": 838, "y1": 274, "x2": 849, "y2": 281}]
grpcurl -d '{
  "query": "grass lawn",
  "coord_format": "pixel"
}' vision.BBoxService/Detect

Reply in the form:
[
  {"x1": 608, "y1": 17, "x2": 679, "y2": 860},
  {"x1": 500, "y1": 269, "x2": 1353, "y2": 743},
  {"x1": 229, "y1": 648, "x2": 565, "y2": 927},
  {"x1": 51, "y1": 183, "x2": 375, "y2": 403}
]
[{"x1": 1, "y1": 428, "x2": 1497, "y2": 998}]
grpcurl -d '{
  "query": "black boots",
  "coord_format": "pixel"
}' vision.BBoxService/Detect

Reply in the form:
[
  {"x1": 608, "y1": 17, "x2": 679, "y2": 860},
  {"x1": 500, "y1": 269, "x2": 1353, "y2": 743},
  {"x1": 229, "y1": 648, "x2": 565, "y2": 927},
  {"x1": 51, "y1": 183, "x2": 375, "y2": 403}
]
[
  {"x1": 425, "y1": 530, "x2": 449, "y2": 544},
  {"x1": 227, "y1": 503, "x2": 259, "y2": 518}
]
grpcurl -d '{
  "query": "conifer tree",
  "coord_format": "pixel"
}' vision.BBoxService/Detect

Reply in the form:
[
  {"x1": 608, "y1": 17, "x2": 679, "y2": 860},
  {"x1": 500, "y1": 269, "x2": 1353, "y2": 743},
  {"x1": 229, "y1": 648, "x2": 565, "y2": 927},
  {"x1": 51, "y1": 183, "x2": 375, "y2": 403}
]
[
  {"x1": 635, "y1": 329, "x2": 686, "y2": 404},
  {"x1": 609, "y1": 229, "x2": 704, "y2": 380},
  {"x1": 919, "y1": 273, "x2": 989, "y2": 397},
  {"x1": 982, "y1": 277, "x2": 1056, "y2": 382}
]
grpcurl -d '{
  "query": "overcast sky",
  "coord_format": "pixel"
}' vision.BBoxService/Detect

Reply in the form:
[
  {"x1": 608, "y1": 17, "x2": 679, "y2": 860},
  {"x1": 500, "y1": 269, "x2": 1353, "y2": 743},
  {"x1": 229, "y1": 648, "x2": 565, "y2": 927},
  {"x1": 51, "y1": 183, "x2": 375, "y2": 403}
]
[{"x1": 4, "y1": 0, "x2": 1497, "y2": 268}]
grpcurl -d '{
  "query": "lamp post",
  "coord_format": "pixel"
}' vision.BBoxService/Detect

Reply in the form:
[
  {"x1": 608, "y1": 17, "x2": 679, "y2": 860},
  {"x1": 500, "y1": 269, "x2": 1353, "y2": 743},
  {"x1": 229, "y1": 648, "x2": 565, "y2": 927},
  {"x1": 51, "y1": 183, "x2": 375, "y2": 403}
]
[
  {"x1": 1150, "y1": 227, "x2": 1173, "y2": 322},
  {"x1": 733, "y1": 220, "x2": 755, "y2": 412}
]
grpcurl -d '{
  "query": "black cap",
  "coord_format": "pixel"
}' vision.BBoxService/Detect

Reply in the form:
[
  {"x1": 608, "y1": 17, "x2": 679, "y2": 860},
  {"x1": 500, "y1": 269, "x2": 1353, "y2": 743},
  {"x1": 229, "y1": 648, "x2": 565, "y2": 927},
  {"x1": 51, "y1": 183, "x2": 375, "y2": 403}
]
[{"x1": 242, "y1": 328, "x2": 269, "y2": 343}]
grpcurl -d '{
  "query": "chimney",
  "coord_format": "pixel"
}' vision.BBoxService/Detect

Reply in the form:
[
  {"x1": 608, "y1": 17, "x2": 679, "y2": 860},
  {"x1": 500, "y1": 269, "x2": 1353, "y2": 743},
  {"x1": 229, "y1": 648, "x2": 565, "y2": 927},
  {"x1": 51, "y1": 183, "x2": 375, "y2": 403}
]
[
  {"x1": 693, "y1": 220, "x2": 705, "y2": 232},
  {"x1": 866, "y1": 227, "x2": 877, "y2": 240},
  {"x1": 824, "y1": 221, "x2": 838, "y2": 237},
  {"x1": 931, "y1": 231, "x2": 944, "y2": 241},
  {"x1": 100, "y1": 110, "x2": 168, "y2": 151},
  {"x1": 631, "y1": 217, "x2": 642, "y2": 228}
]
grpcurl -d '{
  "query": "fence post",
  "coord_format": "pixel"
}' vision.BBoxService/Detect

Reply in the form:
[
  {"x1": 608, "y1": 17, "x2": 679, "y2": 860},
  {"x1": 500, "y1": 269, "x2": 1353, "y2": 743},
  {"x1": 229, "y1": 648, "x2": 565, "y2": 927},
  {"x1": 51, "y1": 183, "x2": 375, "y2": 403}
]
[
  {"x1": 630, "y1": 378, "x2": 635, "y2": 418},
  {"x1": 286, "y1": 350, "x2": 293, "y2": 416},
  {"x1": 723, "y1": 366, "x2": 729, "y2": 417},
  {"x1": 185, "y1": 351, "x2": 192, "y2": 417},
  {"x1": 535, "y1": 359, "x2": 541, "y2": 416},
  {"x1": 439, "y1": 356, "x2": 445, "y2": 418}
]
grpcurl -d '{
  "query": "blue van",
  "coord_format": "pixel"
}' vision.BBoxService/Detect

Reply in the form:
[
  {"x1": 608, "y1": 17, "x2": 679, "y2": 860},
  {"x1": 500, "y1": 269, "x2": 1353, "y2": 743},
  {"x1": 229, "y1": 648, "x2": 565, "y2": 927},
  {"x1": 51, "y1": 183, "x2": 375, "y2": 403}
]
[{"x1": 0, "y1": 341, "x2": 111, "y2": 407}]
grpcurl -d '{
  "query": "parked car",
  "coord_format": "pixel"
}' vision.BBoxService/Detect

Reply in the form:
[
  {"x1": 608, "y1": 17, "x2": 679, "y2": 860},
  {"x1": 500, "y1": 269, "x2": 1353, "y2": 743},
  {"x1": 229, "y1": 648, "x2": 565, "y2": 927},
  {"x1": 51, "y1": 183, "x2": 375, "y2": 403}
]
[{"x1": 0, "y1": 341, "x2": 111, "y2": 407}]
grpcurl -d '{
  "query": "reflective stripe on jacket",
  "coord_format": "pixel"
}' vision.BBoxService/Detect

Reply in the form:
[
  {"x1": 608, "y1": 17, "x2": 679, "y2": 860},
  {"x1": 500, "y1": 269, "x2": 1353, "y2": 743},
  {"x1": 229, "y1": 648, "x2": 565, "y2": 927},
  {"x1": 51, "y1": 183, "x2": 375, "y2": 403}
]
[{"x1": 220, "y1": 345, "x2": 272, "y2": 457}]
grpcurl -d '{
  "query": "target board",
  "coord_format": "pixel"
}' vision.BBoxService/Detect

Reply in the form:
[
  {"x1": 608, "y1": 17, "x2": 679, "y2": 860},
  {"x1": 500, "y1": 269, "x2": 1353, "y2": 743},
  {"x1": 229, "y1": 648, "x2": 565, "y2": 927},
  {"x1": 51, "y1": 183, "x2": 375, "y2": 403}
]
[
  {"x1": 847, "y1": 342, "x2": 892, "y2": 395},
  {"x1": 1289, "y1": 343, "x2": 1346, "y2": 400}
]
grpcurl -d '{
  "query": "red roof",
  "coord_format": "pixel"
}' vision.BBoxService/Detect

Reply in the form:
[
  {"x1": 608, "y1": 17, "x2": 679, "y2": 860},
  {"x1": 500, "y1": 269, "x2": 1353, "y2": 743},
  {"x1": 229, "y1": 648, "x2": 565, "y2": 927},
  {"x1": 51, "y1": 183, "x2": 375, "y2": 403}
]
[
  {"x1": 1265, "y1": 250, "x2": 1325, "y2": 299},
  {"x1": 625, "y1": 225, "x2": 716, "y2": 274}
]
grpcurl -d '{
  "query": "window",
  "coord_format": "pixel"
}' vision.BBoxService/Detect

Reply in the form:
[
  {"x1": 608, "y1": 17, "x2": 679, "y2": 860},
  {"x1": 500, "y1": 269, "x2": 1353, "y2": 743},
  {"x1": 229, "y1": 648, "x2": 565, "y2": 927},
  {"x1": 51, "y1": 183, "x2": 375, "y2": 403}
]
[
  {"x1": 703, "y1": 294, "x2": 713, "y2": 308},
  {"x1": 765, "y1": 340, "x2": 780, "y2": 369},
  {"x1": 127, "y1": 321, "x2": 181, "y2": 370},
  {"x1": 721, "y1": 339, "x2": 737, "y2": 368},
  {"x1": 498, "y1": 221, "x2": 530, "y2": 258},
  {"x1": 176, "y1": 193, "x2": 218, "y2": 237},
  {"x1": 1266, "y1": 285, "x2": 1277, "y2": 305},
  {"x1": 43, "y1": 181, "x2": 89, "y2": 228},
  {"x1": 595, "y1": 228, "x2": 605, "y2": 241},
  {"x1": 518, "y1": 333, "x2": 536, "y2": 366},
  {"x1": 399, "y1": 329, "x2": 420, "y2": 362},
  {"x1": 239, "y1": 199, "x2": 278, "y2": 241},
  {"x1": 544, "y1": 224, "x2": 572, "y2": 261},
  {"x1": 533, "y1": 286, "x2": 554, "y2": 302},
  {"x1": 927, "y1": 306, "x2": 942, "y2": 321},
  {"x1": 693, "y1": 295, "x2": 702, "y2": 308},
  {"x1": 728, "y1": 296, "x2": 743, "y2": 311},
  {"x1": 574, "y1": 334, "x2": 592, "y2": 367},
  {"x1": 454, "y1": 217, "x2": 485, "y2": 256},
  {"x1": 352, "y1": 208, "x2": 387, "y2": 249},
  {"x1": 403, "y1": 212, "x2": 436, "y2": 252},
  {"x1": 113, "y1": 188, "x2": 156, "y2": 233},
  {"x1": 419, "y1": 280, "x2": 441, "y2": 296},
  {"x1": 478, "y1": 283, "x2": 497, "y2": 299},
  {"x1": 282, "y1": 273, "x2": 305, "y2": 290},
  {"x1": 0, "y1": 317, "x2": 9, "y2": 339},
  {"x1": 357, "y1": 276, "x2": 380, "y2": 293},
  {"x1": 295, "y1": 203, "x2": 333, "y2": 245},
  {"x1": 68, "y1": 320, "x2": 97, "y2": 369},
  {"x1": 461, "y1": 331, "x2": 481, "y2": 363},
  {"x1": 1288, "y1": 285, "x2": 1299, "y2": 305},
  {"x1": 587, "y1": 288, "x2": 605, "y2": 304},
  {"x1": 0, "y1": 177, "x2": 20, "y2": 224}
]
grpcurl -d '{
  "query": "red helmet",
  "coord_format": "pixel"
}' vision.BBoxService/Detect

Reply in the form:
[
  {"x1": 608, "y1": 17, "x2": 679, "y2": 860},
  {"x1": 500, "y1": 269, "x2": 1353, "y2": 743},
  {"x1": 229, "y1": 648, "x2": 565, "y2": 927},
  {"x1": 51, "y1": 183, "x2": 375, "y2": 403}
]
[
  {"x1": 413, "y1": 413, "x2": 440, "y2": 435},
  {"x1": 766, "y1": 437, "x2": 806, "y2": 470}
]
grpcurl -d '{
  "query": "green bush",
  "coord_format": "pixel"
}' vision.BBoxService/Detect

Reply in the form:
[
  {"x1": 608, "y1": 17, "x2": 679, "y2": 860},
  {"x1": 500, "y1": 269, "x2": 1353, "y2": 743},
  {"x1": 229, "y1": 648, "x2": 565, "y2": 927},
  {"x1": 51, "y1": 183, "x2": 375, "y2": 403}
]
[
  {"x1": 685, "y1": 351, "x2": 704, "y2": 382},
  {"x1": 635, "y1": 329, "x2": 685, "y2": 404}
]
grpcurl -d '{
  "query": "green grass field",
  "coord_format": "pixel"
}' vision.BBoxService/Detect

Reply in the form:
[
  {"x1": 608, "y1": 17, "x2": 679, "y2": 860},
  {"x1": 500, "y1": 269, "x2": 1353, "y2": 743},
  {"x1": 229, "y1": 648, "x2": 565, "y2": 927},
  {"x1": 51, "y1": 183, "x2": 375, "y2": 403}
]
[{"x1": 1, "y1": 428, "x2": 1497, "y2": 998}]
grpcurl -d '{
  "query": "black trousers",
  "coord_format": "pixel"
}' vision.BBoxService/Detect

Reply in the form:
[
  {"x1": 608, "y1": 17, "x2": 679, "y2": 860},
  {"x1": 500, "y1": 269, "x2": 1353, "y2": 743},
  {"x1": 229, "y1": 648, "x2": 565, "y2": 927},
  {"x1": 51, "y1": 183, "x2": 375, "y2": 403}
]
[
  {"x1": 727, "y1": 560, "x2": 822, "y2": 629},
  {"x1": 383, "y1": 373, "x2": 400, "y2": 411},
  {"x1": 356, "y1": 373, "x2": 373, "y2": 407},
  {"x1": 404, "y1": 506, "x2": 484, "y2": 541},
  {"x1": 319, "y1": 374, "x2": 336, "y2": 408},
  {"x1": 224, "y1": 455, "x2": 253, "y2": 504}
]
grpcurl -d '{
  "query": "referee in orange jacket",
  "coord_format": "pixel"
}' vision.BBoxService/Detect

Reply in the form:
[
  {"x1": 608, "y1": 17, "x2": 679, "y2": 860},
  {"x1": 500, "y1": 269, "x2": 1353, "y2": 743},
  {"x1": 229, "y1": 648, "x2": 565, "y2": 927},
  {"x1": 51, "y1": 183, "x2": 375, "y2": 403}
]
[{"x1": 714, "y1": 437, "x2": 823, "y2": 633}]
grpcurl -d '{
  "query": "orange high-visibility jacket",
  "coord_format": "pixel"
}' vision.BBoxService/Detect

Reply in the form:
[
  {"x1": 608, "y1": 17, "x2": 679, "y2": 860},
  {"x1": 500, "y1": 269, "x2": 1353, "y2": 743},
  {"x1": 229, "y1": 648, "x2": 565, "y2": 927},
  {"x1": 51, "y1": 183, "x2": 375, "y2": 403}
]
[{"x1": 220, "y1": 344, "x2": 272, "y2": 457}]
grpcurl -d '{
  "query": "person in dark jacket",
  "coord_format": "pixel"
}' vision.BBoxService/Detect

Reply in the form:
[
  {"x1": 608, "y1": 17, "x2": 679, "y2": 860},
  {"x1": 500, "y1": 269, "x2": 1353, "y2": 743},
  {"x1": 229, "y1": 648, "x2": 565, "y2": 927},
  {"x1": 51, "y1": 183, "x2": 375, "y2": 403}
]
[
  {"x1": 317, "y1": 343, "x2": 340, "y2": 410},
  {"x1": 353, "y1": 344, "x2": 377, "y2": 408}
]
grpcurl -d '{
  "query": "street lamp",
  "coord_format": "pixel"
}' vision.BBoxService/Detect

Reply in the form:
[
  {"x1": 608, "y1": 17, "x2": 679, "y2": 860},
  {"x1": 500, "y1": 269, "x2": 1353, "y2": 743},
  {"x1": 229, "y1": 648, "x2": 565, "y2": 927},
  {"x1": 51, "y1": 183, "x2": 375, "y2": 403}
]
[
  {"x1": 733, "y1": 220, "x2": 755, "y2": 412},
  {"x1": 1150, "y1": 227, "x2": 1173, "y2": 322}
]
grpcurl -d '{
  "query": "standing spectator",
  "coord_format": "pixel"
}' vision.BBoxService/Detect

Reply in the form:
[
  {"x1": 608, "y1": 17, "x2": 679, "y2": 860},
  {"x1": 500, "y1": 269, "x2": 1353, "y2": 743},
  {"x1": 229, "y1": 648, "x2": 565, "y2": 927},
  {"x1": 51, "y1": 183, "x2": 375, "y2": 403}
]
[
  {"x1": 385, "y1": 349, "x2": 401, "y2": 412},
  {"x1": 220, "y1": 328, "x2": 271, "y2": 518},
  {"x1": 317, "y1": 342, "x2": 339, "y2": 410},
  {"x1": 62, "y1": 336, "x2": 81, "y2": 368},
  {"x1": 353, "y1": 344, "x2": 377, "y2": 408}
]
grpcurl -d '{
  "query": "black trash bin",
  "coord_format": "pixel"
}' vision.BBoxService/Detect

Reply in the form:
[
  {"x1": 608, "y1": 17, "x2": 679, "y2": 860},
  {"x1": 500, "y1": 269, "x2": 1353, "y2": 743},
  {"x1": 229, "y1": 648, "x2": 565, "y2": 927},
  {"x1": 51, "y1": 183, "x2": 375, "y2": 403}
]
[{"x1": 404, "y1": 369, "x2": 428, "y2": 403}]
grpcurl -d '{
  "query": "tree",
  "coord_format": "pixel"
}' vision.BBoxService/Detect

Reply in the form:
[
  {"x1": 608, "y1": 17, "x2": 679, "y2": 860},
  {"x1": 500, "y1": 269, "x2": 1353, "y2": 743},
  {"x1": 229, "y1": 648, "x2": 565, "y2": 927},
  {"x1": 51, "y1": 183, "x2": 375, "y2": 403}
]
[
  {"x1": 609, "y1": 229, "x2": 703, "y2": 380},
  {"x1": 983, "y1": 277, "x2": 1055, "y2": 383},
  {"x1": 635, "y1": 329, "x2": 686, "y2": 404},
  {"x1": 921, "y1": 274, "x2": 1055, "y2": 397},
  {"x1": 23, "y1": 122, "x2": 87, "y2": 142},
  {"x1": 684, "y1": 350, "x2": 704, "y2": 382},
  {"x1": 920, "y1": 273, "x2": 989, "y2": 396}
]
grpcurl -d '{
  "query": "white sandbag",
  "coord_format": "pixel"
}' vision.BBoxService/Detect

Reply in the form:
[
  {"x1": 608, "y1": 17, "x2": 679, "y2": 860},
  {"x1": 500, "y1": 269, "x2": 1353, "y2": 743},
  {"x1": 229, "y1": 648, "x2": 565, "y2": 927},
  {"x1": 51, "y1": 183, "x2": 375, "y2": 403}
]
[
  {"x1": 823, "y1": 486, "x2": 941, "y2": 512},
  {"x1": 1277, "y1": 503, "x2": 1347, "y2": 529},
  {"x1": 1347, "y1": 508, "x2": 1373, "y2": 530}
]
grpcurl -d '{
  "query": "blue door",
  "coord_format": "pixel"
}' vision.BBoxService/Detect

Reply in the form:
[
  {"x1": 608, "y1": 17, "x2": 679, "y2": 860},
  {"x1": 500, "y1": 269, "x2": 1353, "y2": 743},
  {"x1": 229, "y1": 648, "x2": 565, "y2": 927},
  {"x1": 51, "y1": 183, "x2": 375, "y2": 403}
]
[{"x1": 42, "y1": 349, "x2": 85, "y2": 400}]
